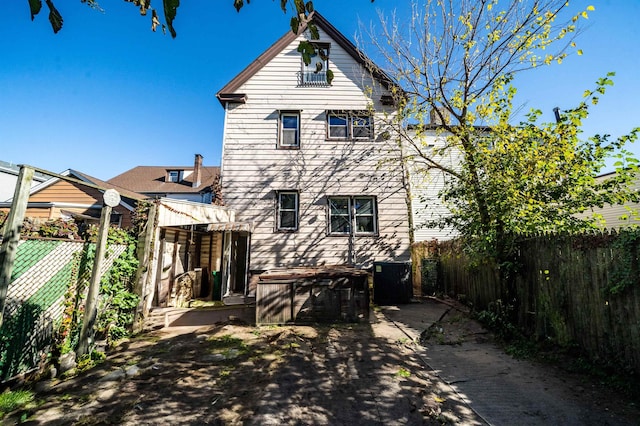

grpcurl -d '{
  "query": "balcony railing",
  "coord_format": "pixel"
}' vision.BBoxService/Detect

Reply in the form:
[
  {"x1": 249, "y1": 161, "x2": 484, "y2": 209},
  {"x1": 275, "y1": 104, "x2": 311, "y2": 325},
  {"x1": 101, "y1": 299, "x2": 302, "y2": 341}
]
[{"x1": 299, "y1": 71, "x2": 330, "y2": 87}]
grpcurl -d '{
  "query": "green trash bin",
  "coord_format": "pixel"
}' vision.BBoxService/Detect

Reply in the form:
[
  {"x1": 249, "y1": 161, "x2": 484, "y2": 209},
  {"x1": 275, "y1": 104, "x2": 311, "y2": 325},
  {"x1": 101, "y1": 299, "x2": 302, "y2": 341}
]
[{"x1": 212, "y1": 271, "x2": 222, "y2": 301}]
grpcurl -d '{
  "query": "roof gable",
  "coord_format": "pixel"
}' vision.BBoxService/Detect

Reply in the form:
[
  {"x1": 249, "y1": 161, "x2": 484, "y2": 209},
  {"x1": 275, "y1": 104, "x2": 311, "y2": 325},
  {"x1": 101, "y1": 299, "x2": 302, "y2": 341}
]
[
  {"x1": 216, "y1": 11, "x2": 398, "y2": 105},
  {"x1": 0, "y1": 168, "x2": 142, "y2": 211}
]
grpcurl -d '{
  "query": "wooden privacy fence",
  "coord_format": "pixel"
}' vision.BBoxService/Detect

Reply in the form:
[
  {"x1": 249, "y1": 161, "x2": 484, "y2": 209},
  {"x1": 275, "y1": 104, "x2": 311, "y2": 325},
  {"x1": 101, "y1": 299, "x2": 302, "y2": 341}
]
[{"x1": 412, "y1": 231, "x2": 640, "y2": 374}]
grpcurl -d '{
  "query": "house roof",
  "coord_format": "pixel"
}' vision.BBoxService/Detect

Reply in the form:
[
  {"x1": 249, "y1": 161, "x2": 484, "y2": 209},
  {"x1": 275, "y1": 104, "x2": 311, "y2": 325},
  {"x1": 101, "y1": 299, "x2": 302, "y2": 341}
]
[
  {"x1": 0, "y1": 167, "x2": 145, "y2": 210},
  {"x1": 69, "y1": 170, "x2": 147, "y2": 202},
  {"x1": 107, "y1": 165, "x2": 220, "y2": 195},
  {"x1": 216, "y1": 11, "x2": 399, "y2": 105},
  {"x1": 28, "y1": 169, "x2": 146, "y2": 205},
  {"x1": 0, "y1": 160, "x2": 49, "y2": 182}
]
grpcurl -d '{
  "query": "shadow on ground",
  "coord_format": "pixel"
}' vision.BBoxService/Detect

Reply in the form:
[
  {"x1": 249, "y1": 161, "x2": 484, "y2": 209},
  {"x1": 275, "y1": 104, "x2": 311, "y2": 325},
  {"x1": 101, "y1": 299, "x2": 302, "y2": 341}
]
[{"x1": 8, "y1": 315, "x2": 482, "y2": 425}]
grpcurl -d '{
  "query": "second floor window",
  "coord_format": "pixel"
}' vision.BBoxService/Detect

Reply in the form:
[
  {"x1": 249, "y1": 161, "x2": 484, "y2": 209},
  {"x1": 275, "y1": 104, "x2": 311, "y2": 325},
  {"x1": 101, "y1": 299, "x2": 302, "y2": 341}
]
[
  {"x1": 279, "y1": 111, "x2": 300, "y2": 148},
  {"x1": 327, "y1": 111, "x2": 374, "y2": 140},
  {"x1": 277, "y1": 191, "x2": 299, "y2": 231},
  {"x1": 167, "y1": 170, "x2": 181, "y2": 182}
]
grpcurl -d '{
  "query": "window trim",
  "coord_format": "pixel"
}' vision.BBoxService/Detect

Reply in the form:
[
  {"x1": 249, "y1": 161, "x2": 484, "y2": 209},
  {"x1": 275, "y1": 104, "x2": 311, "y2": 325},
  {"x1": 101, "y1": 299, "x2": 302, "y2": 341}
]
[
  {"x1": 326, "y1": 111, "x2": 374, "y2": 141},
  {"x1": 276, "y1": 191, "x2": 299, "y2": 232},
  {"x1": 351, "y1": 115, "x2": 373, "y2": 140},
  {"x1": 327, "y1": 195, "x2": 378, "y2": 236},
  {"x1": 278, "y1": 111, "x2": 301, "y2": 149},
  {"x1": 167, "y1": 170, "x2": 181, "y2": 183}
]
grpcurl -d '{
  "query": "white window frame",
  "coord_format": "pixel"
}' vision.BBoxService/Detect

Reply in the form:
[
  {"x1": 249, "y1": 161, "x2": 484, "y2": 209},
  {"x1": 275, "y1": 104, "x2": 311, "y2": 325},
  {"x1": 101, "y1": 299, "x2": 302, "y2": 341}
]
[
  {"x1": 328, "y1": 196, "x2": 377, "y2": 236},
  {"x1": 351, "y1": 115, "x2": 373, "y2": 140},
  {"x1": 328, "y1": 113, "x2": 348, "y2": 139},
  {"x1": 326, "y1": 111, "x2": 374, "y2": 141},
  {"x1": 279, "y1": 111, "x2": 300, "y2": 148},
  {"x1": 277, "y1": 191, "x2": 299, "y2": 232},
  {"x1": 167, "y1": 170, "x2": 181, "y2": 182}
]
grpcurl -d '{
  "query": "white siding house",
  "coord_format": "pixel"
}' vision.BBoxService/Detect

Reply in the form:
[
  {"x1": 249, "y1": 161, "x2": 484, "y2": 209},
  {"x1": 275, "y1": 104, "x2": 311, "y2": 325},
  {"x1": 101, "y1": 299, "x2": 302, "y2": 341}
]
[
  {"x1": 0, "y1": 161, "x2": 48, "y2": 202},
  {"x1": 404, "y1": 128, "x2": 460, "y2": 242},
  {"x1": 577, "y1": 171, "x2": 640, "y2": 228},
  {"x1": 217, "y1": 12, "x2": 411, "y2": 273}
]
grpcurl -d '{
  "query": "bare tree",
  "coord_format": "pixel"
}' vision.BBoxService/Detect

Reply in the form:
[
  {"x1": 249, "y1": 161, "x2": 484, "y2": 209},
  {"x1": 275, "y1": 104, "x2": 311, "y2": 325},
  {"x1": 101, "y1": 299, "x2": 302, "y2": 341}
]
[{"x1": 364, "y1": 0, "x2": 595, "y2": 237}]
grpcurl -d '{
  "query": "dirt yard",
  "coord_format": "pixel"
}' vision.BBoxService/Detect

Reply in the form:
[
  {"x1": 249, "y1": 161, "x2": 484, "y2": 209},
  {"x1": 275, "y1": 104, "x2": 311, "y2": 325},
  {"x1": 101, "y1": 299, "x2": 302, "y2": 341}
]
[{"x1": 5, "y1": 298, "x2": 640, "y2": 425}]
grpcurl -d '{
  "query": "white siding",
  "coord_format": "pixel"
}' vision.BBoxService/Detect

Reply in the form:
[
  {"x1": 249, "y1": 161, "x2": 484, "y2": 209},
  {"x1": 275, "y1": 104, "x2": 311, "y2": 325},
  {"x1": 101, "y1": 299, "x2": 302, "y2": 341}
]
[
  {"x1": 405, "y1": 130, "x2": 460, "y2": 242},
  {"x1": 0, "y1": 166, "x2": 47, "y2": 202},
  {"x1": 221, "y1": 29, "x2": 410, "y2": 271},
  {"x1": 578, "y1": 173, "x2": 640, "y2": 228}
]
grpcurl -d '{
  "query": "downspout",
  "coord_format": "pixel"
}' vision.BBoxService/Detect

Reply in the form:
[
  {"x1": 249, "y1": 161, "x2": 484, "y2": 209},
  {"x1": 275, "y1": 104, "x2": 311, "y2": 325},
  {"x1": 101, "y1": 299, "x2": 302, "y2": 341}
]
[
  {"x1": 349, "y1": 201, "x2": 356, "y2": 265},
  {"x1": 399, "y1": 135, "x2": 415, "y2": 245},
  {"x1": 220, "y1": 101, "x2": 230, "y2": 196}
]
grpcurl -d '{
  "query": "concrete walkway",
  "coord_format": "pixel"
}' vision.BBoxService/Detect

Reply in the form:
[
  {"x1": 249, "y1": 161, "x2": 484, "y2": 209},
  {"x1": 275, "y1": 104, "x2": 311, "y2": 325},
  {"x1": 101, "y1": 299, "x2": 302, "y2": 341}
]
[{"x1": 378, "y1": 299, "x2": 639, "y2": 426}]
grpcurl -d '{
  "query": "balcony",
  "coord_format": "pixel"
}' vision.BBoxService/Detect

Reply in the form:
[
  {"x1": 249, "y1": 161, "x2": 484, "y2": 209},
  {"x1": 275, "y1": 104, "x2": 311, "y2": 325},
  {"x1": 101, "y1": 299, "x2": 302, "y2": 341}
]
[{"x1": 299, "y1": 71, "x2": 330, "y2": 87}]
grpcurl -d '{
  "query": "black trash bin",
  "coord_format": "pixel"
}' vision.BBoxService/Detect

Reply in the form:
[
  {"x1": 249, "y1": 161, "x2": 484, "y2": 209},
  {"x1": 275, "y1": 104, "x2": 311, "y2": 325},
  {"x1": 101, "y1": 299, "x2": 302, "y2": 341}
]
[
  {"x1": 373, "y1": 261, "x2": 412, "y2": 305},
  {"x1": 212, "y1": 271, "x2": 222, "y2": 301}
]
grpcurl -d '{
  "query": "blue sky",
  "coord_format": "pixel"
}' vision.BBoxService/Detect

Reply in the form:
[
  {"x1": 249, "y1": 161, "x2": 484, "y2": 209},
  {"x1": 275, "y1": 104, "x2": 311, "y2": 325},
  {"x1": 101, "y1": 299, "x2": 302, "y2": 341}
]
[{"x1": 1, "y1": 0, "x2": 638, "y2": 180}]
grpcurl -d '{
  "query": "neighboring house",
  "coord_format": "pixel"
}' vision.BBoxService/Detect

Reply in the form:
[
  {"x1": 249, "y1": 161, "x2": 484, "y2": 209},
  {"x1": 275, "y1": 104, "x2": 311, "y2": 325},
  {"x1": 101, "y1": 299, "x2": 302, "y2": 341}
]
[
  {"x1": 404, "y1": 120, "x2": 462, "y2": 243},
  {"x1": 108, "y1": 154, "x2": 220, "y2": 204},
  {"x1": 0, "y1": 160, "x2": 48, "y2": 201},
  {"x1": 216, "y1": 11, "x2": 411, "y2": 274},
  {"x1": 0, "y1": 168, "x2": 142, "y2": 229},
  {"x1": 577, "y1": 171, "x2": 640, "y2": 228}
]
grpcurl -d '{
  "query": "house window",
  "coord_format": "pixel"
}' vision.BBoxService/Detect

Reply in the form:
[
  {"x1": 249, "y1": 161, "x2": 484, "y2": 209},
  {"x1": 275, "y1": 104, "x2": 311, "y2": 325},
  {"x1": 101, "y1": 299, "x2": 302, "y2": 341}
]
[
  {"x1": 328, "y1": 113, "x2": 348, "y2": 139},
  {"x1": 279, "y1": 111, "x2": 300, "y2": 148},
  {"x1": 327, "y1": 111, "x2": 374, "y2": 140},
  {"x1": 277, "y1": 191, "x2": 299, "y2": 231},
  {"x1": 352, "y1": 116, "x2": 373, "y2": 139},
  {"x1": 328, "y1": 196, "x2": 377, "y2": 235},
  {"x1": 167, "y1": 170, "x2": 181, "y2": 182},
  {"x1": 301, "y1": 43, "x2": 330, "y2": 86}
]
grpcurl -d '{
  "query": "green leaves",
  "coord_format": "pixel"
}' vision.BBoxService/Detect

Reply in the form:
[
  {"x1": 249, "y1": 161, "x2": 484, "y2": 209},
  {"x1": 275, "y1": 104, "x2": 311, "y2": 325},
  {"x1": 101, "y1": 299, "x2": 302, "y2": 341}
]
[
  {"x1": 290, "y1": 16, "x2": 300, "y2": 34},
  {"x1": 27, "y1": 0, "x2": 319, "y2": 38},
  {"x1": 28, "y1": 0, "x2": 42, "y2": 21},
  {"x1": 25, "y1": 0, "x2": 65, "y2": 33},
  {"x1": 436, "y1": 74, "x2": 639, "y2": 264},
  {"x1": 296, "y1": 40, "x2": 316, "y2": 65},
  {"x1": 45, "y1": 0, "x2": 63, "y2": 33},
  {"x1": 162, "y1": 0, "x2": 179, "y2": 38},
  {"x1": 233, "y1": 0, "x2": 247, "y2": 13}
]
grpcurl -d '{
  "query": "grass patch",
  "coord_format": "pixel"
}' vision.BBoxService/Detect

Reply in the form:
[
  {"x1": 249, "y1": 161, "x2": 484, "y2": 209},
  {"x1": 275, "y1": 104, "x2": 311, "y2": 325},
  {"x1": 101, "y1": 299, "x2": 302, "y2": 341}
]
[
  {"x1": 208, "y1": 335, "x2": 250, "y2": 357},
  {"x1": 0, "y1": 389, "x2": 35, "y2": 417}
]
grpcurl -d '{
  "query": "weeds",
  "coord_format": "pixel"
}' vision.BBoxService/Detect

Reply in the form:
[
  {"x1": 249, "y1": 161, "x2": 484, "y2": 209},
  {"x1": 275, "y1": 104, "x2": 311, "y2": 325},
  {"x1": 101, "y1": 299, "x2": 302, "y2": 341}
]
[
  {"x1": 76, "y1": 350, "x2": 106, "y2": 373},
  {"x1": 396, "y1": 368, "x2": 411, "y2": 378},
  {"x1": 0, "y1": 389, "x2": 34, "y2": 417}
]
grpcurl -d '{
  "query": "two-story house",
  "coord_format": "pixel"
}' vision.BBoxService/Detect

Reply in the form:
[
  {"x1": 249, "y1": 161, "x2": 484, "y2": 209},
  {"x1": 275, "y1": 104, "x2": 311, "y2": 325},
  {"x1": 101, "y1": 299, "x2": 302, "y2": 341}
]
[
  {"x1": 216, "y1": 11, "x2": 411, "y2": 276},
  {"x1": 404, "y1": 114, "x2": 462, "y2": 243}
]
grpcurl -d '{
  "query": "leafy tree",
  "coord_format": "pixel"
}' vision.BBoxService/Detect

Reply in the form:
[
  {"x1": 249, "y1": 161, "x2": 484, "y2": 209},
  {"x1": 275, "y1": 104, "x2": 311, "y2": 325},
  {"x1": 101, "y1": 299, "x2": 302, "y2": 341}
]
[
  {"x1": 27, "y1": 0, "x2": 321, "y2": 39},
  {"x1": 366, "y1": 0, "x2": 639, "y2": 318},
  {"x1": 366, "y1": 1, "x2": 638, "y2": 249},
  {"x1": 440, "y1": 73, "x2": 639, "y2": 260},
  {"x1": 27, "y1": 0, "x2": 339, "y2": 64}
]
